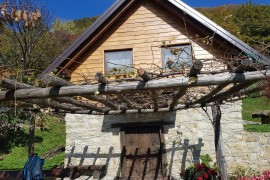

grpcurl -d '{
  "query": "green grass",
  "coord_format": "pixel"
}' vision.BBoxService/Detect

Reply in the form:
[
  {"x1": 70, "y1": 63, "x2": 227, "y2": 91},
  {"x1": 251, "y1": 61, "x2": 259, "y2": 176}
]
[
  {"x1": 242, "y1": 97, "x2": 270, "y2": 122},
  {"x1": 244, "y1": 124, "x2": 270, "y2": 132},
  {"x1": 0, "y1": 115, "x2": 65, "y2": 170},
  {"x1": 242, "y1": 97, "x2": 270, "y2": 132}
]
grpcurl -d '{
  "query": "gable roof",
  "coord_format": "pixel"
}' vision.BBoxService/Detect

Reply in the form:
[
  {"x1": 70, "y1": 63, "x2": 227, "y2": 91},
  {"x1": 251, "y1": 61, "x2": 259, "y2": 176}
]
[{"x1": 38, "y1": 0, "x2": 270, "y2": 78}]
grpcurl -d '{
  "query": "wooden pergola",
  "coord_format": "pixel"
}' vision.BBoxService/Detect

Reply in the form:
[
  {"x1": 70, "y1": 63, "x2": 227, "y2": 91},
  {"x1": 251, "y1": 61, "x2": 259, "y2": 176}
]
[
  {"x1": 0, "y1": 60, "x2": 269, "y2": 114},
  {"x1": 0, "y1": 60, "x2": 269, "y2": 180}
]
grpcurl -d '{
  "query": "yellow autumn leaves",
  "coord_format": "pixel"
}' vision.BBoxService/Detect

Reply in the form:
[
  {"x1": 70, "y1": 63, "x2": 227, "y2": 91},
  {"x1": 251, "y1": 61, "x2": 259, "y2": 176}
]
[{"x1": 0, "y1": 2, "x2": 41, "y2": 28}]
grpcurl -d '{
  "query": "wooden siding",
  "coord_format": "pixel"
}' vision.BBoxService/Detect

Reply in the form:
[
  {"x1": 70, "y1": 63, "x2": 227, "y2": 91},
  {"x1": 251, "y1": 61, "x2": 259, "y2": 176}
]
[{"x1": 69, "y1": 0, "x2": 225, "y2": 84}]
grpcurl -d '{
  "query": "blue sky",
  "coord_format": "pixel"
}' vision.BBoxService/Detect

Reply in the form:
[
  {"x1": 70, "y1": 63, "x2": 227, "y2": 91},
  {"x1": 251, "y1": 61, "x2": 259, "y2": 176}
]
[{"x1": 43, "y1": 0, "x2": 270, "y2": 20}]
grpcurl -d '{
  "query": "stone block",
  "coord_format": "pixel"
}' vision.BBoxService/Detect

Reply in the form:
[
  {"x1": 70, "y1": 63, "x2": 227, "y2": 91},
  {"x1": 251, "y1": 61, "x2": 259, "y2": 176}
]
[
  {"x1": 197, "y1": 121, "x2": 212, "y2": 129},
  {"x1": 247, "y1": 142, "x2": 260, "y2": 151},
  {"x1": 245, "y1": 134, "x2": 259, "y2": 142},
  {"x1": 249, "y1": 154, "x2": 258, "y2": 161},
  {"x1": 227, "y1": 142, "x2": 246, "y2": 149},
  {"x1": 262, "y1": 146, "x2": 270, "y2": 159},
  {"x1": 259, "y1": 136, "x2": 268, "y2": 145},
  {"x1": 232, "y1": 134, "x2": 244, "y2": 140}
]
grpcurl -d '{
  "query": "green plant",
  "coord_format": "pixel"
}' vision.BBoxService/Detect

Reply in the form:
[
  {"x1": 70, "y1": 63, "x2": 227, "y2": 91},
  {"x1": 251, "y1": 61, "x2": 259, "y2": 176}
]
[
  {"x1": 244, "y1": 124, "x2": 270, "y2": 132},
  {"x1": 0, "y1": 115, "x2": 65, "y2": 170},
  {"x1": 229, "y1": 165, "x2": 257, "y2": 180},
  {"x1": 181, "y1": 163, "x2": 219, "y2": 180},
  {"x1": 181, "y1": 154, "x2": 220, "y2": 180},
  {"x1": 200, "y1": 154, "x2": 213, "y2": 168},
  {"x1": 0, "y1": 110, "x2": 30, "y2": 154}
]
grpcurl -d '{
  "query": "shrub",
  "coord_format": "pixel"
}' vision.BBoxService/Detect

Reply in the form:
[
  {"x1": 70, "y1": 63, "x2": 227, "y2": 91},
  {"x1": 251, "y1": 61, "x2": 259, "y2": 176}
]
[
  {"x1": 229, "y1": 165, "x2": 270, "y2": 180},
  {"x1": 180, "y1": 154, "x2": 220, "y2": 180},
  {"x1": 230, "y1": 165, "x2": 257, "y2": 179}
]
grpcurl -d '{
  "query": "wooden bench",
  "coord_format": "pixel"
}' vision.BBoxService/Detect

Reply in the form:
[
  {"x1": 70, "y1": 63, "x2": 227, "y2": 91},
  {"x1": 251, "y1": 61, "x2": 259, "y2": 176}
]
[{"x1": 252, "y1": 110, "x2": 270, "y2": 124}]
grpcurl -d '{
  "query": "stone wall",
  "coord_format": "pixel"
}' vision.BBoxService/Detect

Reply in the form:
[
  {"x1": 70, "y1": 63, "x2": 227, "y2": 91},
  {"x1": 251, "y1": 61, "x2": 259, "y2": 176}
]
[{"x1": 65, "y1": 101, "x2": 270, "y2": 179}]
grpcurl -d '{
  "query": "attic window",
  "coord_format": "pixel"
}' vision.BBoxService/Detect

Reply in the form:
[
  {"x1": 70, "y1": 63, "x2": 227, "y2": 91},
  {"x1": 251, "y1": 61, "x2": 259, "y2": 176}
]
[
  {"x1": 162, "y1": 44, "x2": 192, "y2": 69},
  {"x1": 105, "y1": 49, "x2": 133, "y2": 73}
]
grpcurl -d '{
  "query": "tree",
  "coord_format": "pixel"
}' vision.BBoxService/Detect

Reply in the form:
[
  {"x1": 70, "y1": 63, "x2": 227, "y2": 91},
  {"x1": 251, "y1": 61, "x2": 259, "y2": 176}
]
[
  {"x1": 0, "y1": 0, "x2": 51, "y2": 80},
  {"x1": 0, "y1": 0, "x2": 49, "y2": 156},
  {"x1": 234, "y1": 2, "x2": 270, "y2": 56}
]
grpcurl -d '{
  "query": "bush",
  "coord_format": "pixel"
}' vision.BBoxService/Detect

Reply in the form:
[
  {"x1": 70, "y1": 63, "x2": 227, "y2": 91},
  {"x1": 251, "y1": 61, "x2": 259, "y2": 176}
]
[
  {"x1": 180, "y1": 154, "x2": 220, "y2": 180},
  {"x1": 230, "y1": 165, "x2": 256, "y2": 179},
  {"x1": 0, "y1": 111, "x2": 29, "y2": 154},
  {"x1": 229, "y1": 165, "x2": 270, "y2": 180},
  {"x1": 181, "y1": 163, "x2": 220, "y2": 180},
  {"x1": 237, "y1": 170, "x2": 270, "y2": 179}
]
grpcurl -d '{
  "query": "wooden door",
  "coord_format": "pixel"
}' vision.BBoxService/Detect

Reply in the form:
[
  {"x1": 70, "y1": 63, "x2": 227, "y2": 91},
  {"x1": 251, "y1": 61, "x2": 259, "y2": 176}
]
[{"x1": 120, "y1": 126, "x2": 167, "y2": 180}]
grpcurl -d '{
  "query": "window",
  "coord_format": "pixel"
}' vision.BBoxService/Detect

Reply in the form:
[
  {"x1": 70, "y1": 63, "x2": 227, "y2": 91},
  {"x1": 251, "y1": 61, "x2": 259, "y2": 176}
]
[
  {"x1": 105, "y1": 50, "x2": 133, "y2": 73},
  {"x1": 162, "y1": 44, "x2": 192, "y2": 69}
]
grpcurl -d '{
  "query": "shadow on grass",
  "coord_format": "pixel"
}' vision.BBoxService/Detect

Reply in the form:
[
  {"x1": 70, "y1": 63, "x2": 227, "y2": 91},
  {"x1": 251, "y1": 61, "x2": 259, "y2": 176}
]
[{"x1": 0, "y1": 126, "x2": 43, "y2": 154}]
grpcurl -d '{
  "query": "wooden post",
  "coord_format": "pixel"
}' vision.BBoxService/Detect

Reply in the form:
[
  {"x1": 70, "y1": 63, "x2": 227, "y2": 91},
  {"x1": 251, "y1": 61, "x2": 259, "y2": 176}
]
[
  {"x1": 95, "y1": 72, "x2": 108, "y2": 84},
  {"x1": 170, "y1": 88, "x2": 187, "y2": 109},
  {"x1": 233, "y1": 59, "x2": 252, "y2": 73},
  {"x1": 137, "y1": 68, "x2": 151, "y2": 81},
  {"x1": 189, "y1": 60, "x2": 203, "y2": 78},
  {"x1": 211, "y1": 103, "x2": 228, "y2": 180},
  {"x1": 28, "y1": 111, "x2": 36, "y2": 156},
  {"x1": 151, "y1": 90, "x2": 159, "y2": 110}
]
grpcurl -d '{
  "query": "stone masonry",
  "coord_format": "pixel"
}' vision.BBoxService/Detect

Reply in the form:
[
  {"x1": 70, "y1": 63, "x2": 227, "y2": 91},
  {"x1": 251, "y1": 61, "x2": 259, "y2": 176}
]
[{"x1": 64, "y1": 101, "x2": 270, "y2": 179}]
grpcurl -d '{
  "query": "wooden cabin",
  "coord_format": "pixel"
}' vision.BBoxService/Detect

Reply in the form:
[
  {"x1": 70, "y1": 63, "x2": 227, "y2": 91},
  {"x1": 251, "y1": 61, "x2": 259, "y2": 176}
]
[{"x1": 39, "y1": 0, "x2": 270, "y2": 179}]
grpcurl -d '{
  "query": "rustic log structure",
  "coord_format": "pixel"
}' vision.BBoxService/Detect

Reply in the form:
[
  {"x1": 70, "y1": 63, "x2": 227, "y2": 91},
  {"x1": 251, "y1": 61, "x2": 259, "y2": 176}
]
[
  {"x1": 1, "y1": 0, "x2": 270, "y2": 179},
  {"x1": 0, "y1": 68, "x2": 268, "y2": 115}
]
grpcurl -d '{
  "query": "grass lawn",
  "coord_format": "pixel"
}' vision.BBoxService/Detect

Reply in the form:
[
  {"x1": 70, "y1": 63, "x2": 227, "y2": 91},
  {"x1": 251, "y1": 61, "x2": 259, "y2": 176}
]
[
  {"x1": 243, "y1": 124, "x2": 270, "y2": 132},
  {"x1": 0, "y1": 115, "x2": 65, "y2": 170},
  {"x1": 242, "y1": 97, "x2": 270, "y2": 132},
  {"x1": 242, "y1": 97, "x2": 270, "y2": 121}
]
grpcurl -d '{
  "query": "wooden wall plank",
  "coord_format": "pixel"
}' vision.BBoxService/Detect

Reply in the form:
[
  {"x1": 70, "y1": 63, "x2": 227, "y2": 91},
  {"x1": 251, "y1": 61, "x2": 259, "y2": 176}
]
[{"x1": 69, "y1": 0, "x2": 224, "y2": 83}]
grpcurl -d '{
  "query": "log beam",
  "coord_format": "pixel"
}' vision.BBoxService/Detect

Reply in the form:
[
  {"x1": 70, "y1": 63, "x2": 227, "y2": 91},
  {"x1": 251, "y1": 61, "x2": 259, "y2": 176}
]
[
  {"x1": 0, "y1": 71, "x2": 269, "y2": 102},
  {"x1": 1, "y1": 78, "x2": 33, "y2": 89},
  {"x1": 26, "y1": 99, "x2": 83, "y2": 112},
  {"x1": 189, "y1": 84, "x2": 230, "y2": 105},
  {"x1": 57, "y1": 103, "x2": 214, "y2": 115},
  {"x1": 53, "y1": 97, "x2": 109, "y2": 112},
  {"x1": 116, "y1": 94, "x2": 141, "y2": 109},
  {"x1": 205, "y1": 82, "x2": 255, "y2": 103},
  {"x1": 1, "y1": 78, "x2": 104, "y2": 112},
  {"x1": 40, "y1": 74, "x2": 121, "y2": 110},
  {"x1": 83, "y1": 95, "x2": 119, "y2": 110},
  {"x1": 170, "y1": 88, "x2": 188, "y2": 108},
  {"x1": 238, "y1": 82, "x2": 266, "y2": 95}
]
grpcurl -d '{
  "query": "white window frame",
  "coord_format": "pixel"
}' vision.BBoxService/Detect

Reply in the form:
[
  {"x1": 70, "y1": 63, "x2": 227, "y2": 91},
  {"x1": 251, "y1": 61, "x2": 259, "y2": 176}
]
[
  {"x1": 162, "y1": 44, "x2": 193, "y2": 69},
  {"x1": 104, "y1": 49, "x2": 133, "y2": 73}
]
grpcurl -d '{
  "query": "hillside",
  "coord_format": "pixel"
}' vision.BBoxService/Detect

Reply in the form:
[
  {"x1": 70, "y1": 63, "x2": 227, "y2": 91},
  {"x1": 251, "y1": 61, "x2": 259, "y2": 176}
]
[
  {"x1": 197, "y1": 4, "x2": 270, "y2": 56},
  {"x1": 72, "y1": 16, "x2": 98, "y2": 35}
]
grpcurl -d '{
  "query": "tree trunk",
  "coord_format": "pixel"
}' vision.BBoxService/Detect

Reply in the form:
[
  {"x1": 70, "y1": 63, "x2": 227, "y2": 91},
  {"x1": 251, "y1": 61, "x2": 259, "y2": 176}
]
[
  {"x1": 28, "y1": 112, "x2": 36, "y2": 156},
  {"x1": 211, "y1": 104, "x2": 228, "y2": 180}
]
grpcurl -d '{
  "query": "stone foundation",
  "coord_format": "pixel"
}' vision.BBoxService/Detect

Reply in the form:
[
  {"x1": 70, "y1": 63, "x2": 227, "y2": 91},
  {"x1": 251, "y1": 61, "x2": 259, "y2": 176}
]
[{"x1": 65, "y1": 101, "x2": 270, "y2": 179}]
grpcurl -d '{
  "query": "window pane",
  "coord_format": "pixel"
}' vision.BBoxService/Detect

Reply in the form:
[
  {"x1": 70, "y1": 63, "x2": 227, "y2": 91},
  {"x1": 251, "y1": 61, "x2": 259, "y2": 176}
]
[
  {"x1": 162, "y1": 45, "x2": 192, "y2": 69},
  {"x1": 105, "y1": 50, "x2": 132, "y2": 72}
]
